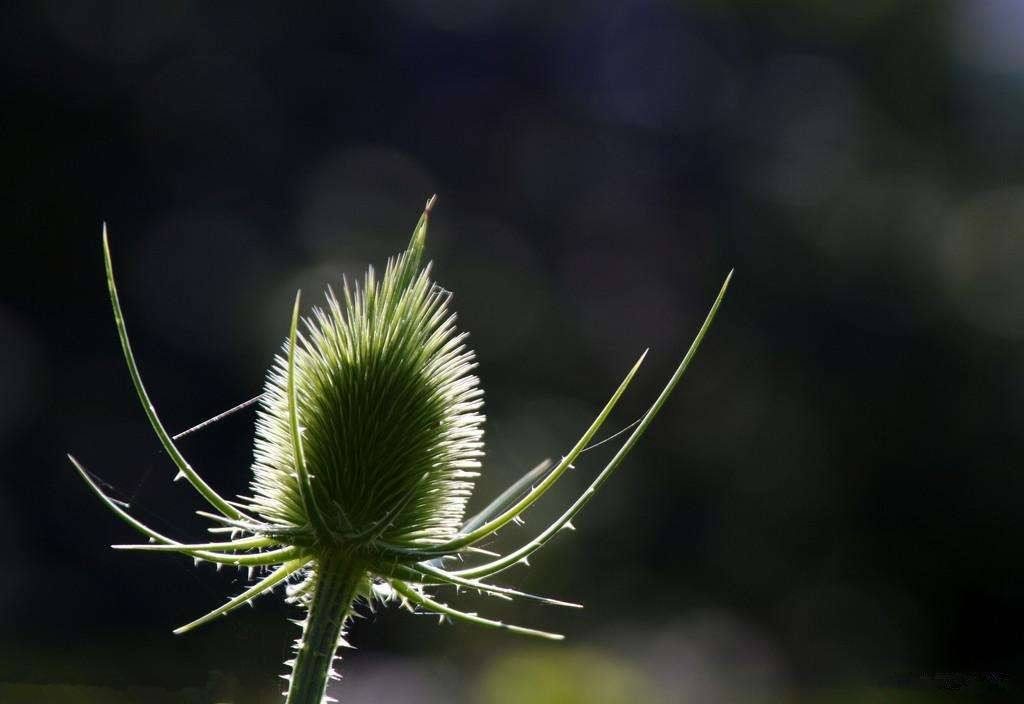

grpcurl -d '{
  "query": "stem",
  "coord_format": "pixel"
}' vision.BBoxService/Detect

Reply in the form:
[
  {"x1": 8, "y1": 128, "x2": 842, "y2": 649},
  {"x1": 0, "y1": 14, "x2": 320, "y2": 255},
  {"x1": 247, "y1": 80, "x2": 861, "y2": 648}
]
[{"x1": 286, "y1": 557, "x2": 363, "y2": 704}]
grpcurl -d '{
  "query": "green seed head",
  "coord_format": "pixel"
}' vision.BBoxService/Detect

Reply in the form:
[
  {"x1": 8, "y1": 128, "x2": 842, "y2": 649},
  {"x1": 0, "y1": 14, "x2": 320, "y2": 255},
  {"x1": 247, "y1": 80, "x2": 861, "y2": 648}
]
[{"x1": 249, "y1": 206, "x2": 485, "y2": 548}]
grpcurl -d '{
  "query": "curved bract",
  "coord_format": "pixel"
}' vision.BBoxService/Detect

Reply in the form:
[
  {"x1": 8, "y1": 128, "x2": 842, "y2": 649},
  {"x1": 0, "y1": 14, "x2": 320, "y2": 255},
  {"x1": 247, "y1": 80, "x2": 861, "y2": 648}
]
[{"x1": 70, "y1": 198, "x2": 732, "y2": 704}]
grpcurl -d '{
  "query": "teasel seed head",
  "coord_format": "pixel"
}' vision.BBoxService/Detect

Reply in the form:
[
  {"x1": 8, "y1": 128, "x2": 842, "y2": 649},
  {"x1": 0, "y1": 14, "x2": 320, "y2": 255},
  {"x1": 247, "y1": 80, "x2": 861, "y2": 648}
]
[
  {"x1": 70, "y1": 196, "x2": 732, "y2": 704},
  {"x1": 249, "y1": 202, "x2": 485, "y2": 551}
]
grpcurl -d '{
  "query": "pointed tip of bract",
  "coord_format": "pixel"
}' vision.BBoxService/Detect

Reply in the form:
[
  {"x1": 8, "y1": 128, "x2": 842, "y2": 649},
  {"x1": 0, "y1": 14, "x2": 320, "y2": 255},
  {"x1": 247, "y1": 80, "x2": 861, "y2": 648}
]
[
  {"x1": 67, "y1": 453, "x2": 87, "y2": 479},
  {"x1": 406, "y1": 194, "x2": 436, "y2": 269},
  {"x1": 101, "y1": 223, "x2": 117, "y2": 288}
]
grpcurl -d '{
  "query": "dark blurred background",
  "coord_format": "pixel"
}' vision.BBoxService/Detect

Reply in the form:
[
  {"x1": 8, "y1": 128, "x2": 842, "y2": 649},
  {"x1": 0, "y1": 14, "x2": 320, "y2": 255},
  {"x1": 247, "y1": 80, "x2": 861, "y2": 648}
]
[{"x1": 2, "y1": 1, "x2": 1023, "y2": 702}]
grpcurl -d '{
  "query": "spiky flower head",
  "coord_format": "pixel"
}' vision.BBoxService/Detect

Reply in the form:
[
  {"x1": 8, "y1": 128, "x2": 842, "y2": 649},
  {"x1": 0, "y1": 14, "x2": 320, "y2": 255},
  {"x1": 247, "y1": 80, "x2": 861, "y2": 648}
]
[
  {"x1": 70, "y1": 198, "x2": 731, "y2": 704},
  {"x1": 251, "y1": 203, "x2": 484, "y2": 548}
]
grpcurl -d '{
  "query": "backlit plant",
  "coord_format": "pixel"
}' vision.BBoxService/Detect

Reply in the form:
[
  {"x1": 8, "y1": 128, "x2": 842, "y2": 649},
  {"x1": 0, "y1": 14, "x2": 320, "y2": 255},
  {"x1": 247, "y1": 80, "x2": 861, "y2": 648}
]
[{"x1": 69, "y1": 198, "x2": 731, "y2": 704}]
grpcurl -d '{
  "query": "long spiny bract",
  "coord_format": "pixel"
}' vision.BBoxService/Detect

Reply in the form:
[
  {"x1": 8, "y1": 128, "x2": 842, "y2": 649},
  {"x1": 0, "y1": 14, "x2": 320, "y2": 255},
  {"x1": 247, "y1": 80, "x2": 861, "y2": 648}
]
[{"x1": 71, "y1": 197, "x2": 731, "y2": 704}]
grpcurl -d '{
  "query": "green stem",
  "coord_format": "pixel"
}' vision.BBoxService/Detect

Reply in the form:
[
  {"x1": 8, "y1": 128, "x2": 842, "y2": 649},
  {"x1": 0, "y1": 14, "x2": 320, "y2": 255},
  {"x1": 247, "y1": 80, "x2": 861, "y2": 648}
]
[{"x1": 285, "y1": 557, "x2": 363, "y2": 704}]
